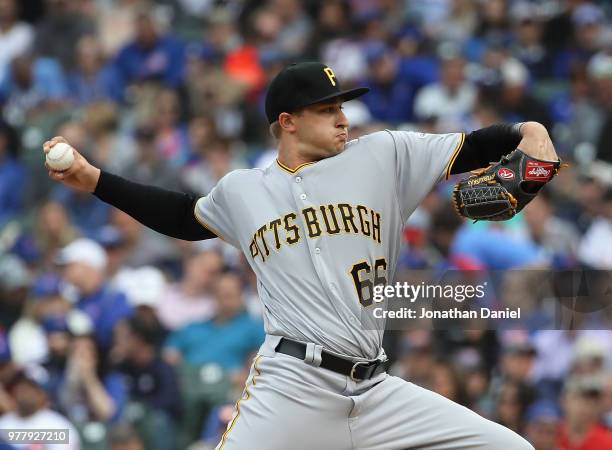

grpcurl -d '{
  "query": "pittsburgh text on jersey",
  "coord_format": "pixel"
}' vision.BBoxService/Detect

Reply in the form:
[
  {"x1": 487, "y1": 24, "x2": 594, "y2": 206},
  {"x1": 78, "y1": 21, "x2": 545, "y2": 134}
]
[{"x1": 249, "y1": 203, "x2": 382, "y2": 262}]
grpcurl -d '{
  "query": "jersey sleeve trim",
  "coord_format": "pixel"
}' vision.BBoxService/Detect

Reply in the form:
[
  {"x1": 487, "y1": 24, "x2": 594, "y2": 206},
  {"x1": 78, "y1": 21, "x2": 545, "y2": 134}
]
[
  {"x1": 444, "y1": 133, "x2": 466, "y2": 180},
  {"x1": 193, "y1": 202, "x2": 227, "y2": 242},
  {"x1": 275, "y1": 159, "x2": 316, "y2": 174}
]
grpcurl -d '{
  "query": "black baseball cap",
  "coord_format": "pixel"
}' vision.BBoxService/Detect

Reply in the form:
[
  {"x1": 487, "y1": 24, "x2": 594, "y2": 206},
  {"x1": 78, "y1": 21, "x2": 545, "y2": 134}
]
[{"x1": 265, "y1": 62, "x2": 369, "y2": 124}]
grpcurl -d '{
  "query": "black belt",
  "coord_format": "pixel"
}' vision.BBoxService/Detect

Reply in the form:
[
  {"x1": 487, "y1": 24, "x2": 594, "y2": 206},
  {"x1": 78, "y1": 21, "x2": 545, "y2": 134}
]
[{"x1": 275, "y1": 338, "x2": 388, "y2": 381}]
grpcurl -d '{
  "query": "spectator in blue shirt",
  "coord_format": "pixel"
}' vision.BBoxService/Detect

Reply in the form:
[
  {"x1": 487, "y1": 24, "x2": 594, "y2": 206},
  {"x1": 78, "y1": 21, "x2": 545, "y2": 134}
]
[
  {"x1": 551, "y1": 4, "x2": 606, "y2": 80},
  {"x1": 510, "y1": 4, "x2": 553, "y2": 81},
  {"x1": 0, "y1": 120, "x2": 25, "y2": 227},
  {"x1": 67, "y1": 35, "x2": 121, "y2": 105},
  {"x1": 114, "y1": 312, "x2": 179, "y2": 419},
  {"x1": 55, "y1": 238, "x2": 133, "y2": 352},
  {"x1": 59, "y1": 331, "x2": 128, "y2": 425},
  {"x1": 38, "y1": 310, "x2": 126, "y2": 424},
  {"x1": 112, "y1": 11, "x2": 186, "y2": 101},
  {"x1": 0, "y1": 53, "x2": 68, "y2": 123},
  {"x1": 51, "y1": 184, "x2": 111, "y2": 237},
  {"x1": 361, "y1": 43, "x2": 415, "y2": 124},
  {"x1": 524, "y1": 400, "x2": 561, "y2": 450},
  {"x1": 164, "y1": 272, "x2": 264, "y2": 372},
  {"x1": 395, "y1": 27, "x2": 438, "y2": 90}
]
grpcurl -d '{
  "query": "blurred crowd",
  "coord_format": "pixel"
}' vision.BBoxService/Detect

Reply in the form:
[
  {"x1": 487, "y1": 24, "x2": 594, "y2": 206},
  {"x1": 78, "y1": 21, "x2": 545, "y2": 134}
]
[{"x1": 1, "y1": 0, "x2": 612, "y2": 449}]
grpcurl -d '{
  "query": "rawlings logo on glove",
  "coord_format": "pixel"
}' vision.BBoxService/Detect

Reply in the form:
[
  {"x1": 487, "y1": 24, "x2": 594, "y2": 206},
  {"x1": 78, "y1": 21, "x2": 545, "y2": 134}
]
[
  {"x1": 525, "y1": 162, "x2": 555, "y2": 180},
  {"x1": 452, "y1": 149, "x2": 563, "y2": 222},
  {"x1": 497, "y1": 168, "x2": 515, "y2": 180}
]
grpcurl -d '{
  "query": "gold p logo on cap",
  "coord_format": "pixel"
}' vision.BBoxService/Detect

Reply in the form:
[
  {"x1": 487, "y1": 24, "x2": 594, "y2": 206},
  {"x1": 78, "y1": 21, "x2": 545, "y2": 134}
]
[{"x1": 323, "y1": 67, "x2": 336, "y2": 86}]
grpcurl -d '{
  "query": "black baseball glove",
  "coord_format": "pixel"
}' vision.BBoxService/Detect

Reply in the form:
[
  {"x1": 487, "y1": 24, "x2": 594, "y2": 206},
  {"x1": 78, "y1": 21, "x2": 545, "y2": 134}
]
[{"x1": 452, "y1": 149, "x2": 563, "y2": 222}]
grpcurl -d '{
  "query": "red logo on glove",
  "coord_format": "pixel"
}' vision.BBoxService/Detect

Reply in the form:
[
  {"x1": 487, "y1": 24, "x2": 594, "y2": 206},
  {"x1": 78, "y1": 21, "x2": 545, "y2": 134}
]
[
  {"x1": 525, "y1": 161, "x2": 554, "y2": 181},
  {"x1": 497, "y1": 168, "x2": 515, "y2": 180}
]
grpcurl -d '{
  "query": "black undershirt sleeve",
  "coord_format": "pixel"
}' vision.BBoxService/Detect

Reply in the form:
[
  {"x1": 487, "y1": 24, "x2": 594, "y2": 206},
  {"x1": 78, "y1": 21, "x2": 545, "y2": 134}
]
[
  {"x1": 449, "y1": 123, "x2": 523, "y2": 175},
  {"x1": 93, "y1": 170, "x2": 216, "y2": 241}
]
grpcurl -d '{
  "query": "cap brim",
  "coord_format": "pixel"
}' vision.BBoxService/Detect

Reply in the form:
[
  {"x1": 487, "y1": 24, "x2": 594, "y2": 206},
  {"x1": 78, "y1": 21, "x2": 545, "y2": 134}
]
[{"x1": 306, "y1": 87, "x2": 370, "y2": 107}]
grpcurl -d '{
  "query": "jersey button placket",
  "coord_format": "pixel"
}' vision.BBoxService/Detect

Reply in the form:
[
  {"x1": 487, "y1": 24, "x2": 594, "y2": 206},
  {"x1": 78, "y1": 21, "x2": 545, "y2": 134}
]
[{"x1": 292, "y1": 173, "x2": 321, "y2": 261}]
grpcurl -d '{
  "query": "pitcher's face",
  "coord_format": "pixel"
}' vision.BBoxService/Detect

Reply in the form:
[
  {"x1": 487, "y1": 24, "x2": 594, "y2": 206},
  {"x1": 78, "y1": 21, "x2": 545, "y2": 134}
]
[{"x1": 292, "y1": 99, "x2": 349, "y2": 159}]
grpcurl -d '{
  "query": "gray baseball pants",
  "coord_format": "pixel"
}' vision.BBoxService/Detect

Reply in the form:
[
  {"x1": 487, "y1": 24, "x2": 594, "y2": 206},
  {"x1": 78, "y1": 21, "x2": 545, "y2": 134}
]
[{"x1": 215, "y1": 335, "x2": 534, "y2": 450}]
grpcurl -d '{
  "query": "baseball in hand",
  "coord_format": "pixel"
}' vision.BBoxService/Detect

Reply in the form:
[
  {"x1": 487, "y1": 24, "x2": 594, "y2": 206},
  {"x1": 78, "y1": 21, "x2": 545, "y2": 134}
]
[{"x1": 46, "y1": 142, "x2": 75, "y2": 171}]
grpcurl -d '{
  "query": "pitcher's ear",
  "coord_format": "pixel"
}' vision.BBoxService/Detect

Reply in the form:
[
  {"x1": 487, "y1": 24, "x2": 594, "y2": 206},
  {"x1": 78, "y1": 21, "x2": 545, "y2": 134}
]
[{"x1": 279, "y1": 112, "x2": 296, "y2": 133}]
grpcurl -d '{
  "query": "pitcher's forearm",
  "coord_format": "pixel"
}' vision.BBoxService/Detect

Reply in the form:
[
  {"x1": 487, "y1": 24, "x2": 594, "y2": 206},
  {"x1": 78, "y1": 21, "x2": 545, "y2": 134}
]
[{"x1": 517, "y1": 122, "x2": 558, "y2": 162}]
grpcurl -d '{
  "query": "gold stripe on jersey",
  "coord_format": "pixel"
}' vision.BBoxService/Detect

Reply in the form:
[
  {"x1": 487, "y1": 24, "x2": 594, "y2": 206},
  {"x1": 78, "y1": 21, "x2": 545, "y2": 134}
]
[
  {"x1": 444, "y1": 132, "x2": 466, "y2": 180},
  {"x1": 193, "y1": 203, "x2": 228, "y2": 242},
  {"x1": 217, "y1": 356, "x2": 263, "y2": 450},
  {"x1": 275, "y1": 159, "x2": 316, "y2": 174}
]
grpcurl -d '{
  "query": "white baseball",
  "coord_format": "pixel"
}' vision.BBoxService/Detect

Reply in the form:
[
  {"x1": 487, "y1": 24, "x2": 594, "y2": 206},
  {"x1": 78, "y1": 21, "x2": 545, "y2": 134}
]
[{"x1": 46, "y1": 142, "x2": 75, "y2": 171}]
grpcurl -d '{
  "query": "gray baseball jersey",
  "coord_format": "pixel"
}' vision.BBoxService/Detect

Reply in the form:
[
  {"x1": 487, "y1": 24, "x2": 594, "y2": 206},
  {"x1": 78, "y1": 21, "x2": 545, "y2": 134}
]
[{"x1": 194, "y1": 130, "x2": 465, "y2": 359}]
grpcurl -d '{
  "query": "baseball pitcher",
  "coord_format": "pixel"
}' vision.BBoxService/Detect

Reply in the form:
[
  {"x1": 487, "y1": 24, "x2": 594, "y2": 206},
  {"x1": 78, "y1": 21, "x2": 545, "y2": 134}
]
[{"x1": 45, "y1": 62, "x2": 561, "y2": 449}]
